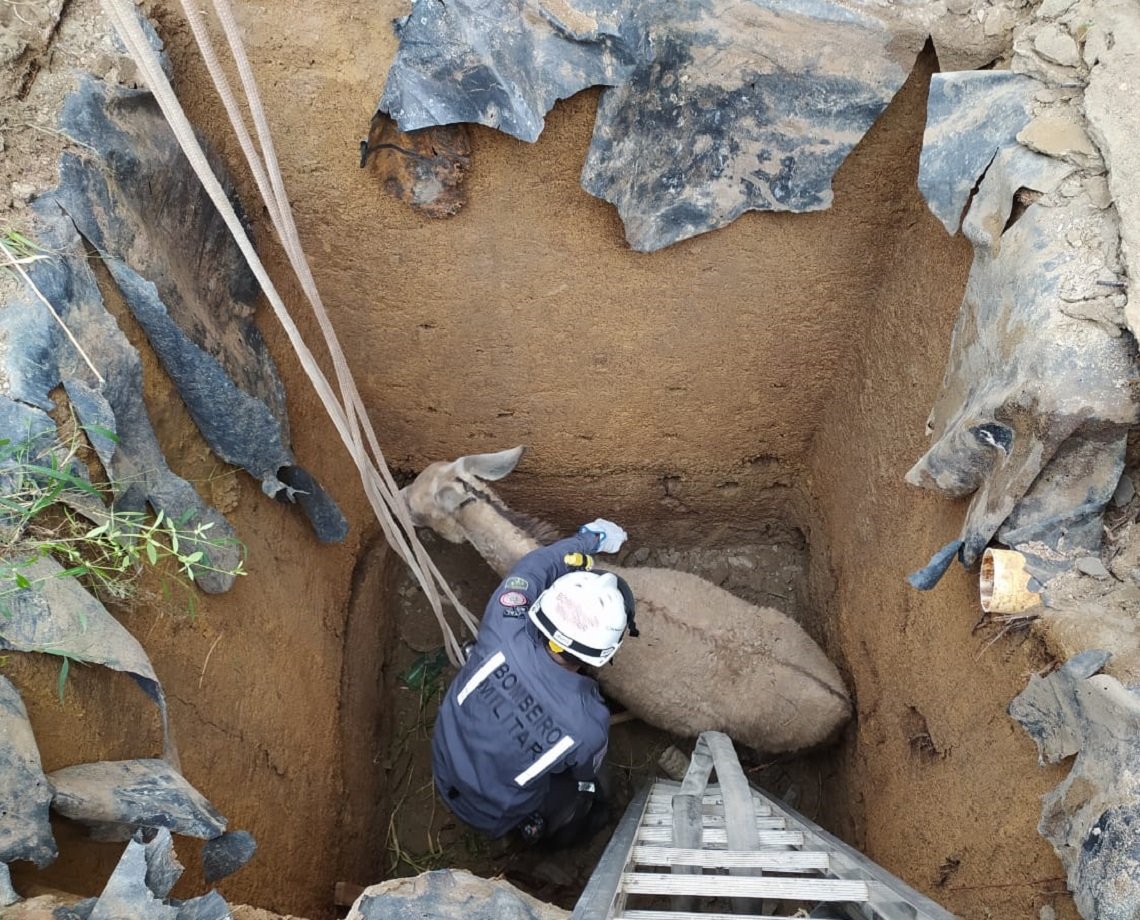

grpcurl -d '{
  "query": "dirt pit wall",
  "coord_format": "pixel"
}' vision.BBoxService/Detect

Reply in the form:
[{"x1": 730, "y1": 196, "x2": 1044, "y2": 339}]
[{"x1": 4, "y1": 1, "x2": 1082, "y2": 918}]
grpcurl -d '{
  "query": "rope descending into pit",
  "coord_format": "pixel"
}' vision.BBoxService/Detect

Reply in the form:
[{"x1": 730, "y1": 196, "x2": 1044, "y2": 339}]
[{"x1": 98, "y1": 0, "x2": 479, "y2": 666}]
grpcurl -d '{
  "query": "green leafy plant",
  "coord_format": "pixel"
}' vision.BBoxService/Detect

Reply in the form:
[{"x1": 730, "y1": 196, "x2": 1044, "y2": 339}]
[
  {"x1": 0, "y1": 428, "x2": 246, "y2": 617},
  {"x1": 0, "y1": 225, "x2": 52, "y2": 274}
]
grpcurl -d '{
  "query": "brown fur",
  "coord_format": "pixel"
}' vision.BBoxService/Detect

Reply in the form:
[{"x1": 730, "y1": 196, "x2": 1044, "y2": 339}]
[{"x1": 401, "y1": 447, "x2": 852, "y2": 753}]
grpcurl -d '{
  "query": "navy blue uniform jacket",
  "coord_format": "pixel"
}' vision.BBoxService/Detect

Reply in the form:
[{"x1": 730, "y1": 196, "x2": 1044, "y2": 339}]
[{"x1": 431, "y1": 533, "x2": 611, "y2": 837}]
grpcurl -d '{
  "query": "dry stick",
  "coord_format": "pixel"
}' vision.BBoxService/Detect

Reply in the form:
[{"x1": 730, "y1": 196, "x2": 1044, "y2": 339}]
[
  {"x1": 198, "y1": 631, "x2": 223, "y2": 688},
  {"x1": 17, "y1": 121, "x2": 100, "y2": 153},
  {"x1": 0, "y1": 239, "x2": 105, "y2": 384},
  {"x1": 944, "y1": 876, "x2": 1066, "y2": 892}
]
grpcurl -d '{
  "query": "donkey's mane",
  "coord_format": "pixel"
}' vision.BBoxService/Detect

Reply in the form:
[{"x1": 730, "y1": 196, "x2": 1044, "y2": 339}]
[
  {"x1": 465, "y1": 481, "x2": 563, "y2": 544},
  {"x1": 501, "y1": 505, "x2": 562, "y2": 544}
]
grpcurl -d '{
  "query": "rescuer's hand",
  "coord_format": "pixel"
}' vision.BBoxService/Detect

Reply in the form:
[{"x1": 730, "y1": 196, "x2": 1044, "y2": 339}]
[{"x1": 580, "y1": 519, "x2": 628, "y2": 554}]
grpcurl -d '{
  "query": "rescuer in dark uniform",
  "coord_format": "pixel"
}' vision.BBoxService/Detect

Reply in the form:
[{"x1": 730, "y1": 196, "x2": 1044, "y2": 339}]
[{"x1": 431, "y1": 518, "x2": 637, "y2": 847}]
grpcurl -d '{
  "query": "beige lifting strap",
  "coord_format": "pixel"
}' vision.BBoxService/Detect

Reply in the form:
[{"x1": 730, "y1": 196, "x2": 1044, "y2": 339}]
[{"x1": 99, "y1": 0, "x2": 478, "y2": 665}]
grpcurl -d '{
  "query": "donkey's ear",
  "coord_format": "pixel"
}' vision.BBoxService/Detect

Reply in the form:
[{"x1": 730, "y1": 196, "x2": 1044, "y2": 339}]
[{"x1": 457, "y1": 446, "x2": 526, "y2": 481}]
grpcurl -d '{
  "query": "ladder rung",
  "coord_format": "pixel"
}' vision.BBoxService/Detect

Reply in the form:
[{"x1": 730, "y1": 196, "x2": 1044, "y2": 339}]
[
  {"x1": 640, "y1": 814, "x2": 786, "y2": 829},
  {"x1": 645, "y1": 801, "x2": 773, "y2": 817},
  {"x1": 636, "y1": 827, "x2": 804, "y2": 846},
  {"x1": 629, "y1": 845, "x2": 830, "y2": 871},
  {"x1": 648, "y1": 793, "x2": 726, "y2": 805},
  {"x1": 619, "y1": 872, "x2": 870, "y2": 901},
  {"x1": 617, "y1": 912, "x2": 811, "y2": 920}
]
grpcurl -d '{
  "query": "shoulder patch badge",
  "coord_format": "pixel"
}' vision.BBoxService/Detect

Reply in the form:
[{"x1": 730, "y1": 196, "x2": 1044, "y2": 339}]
[
  {"x1": 499, "y1": 590, "x2": 529, "y2": 609},
  {"x1": 505, "y1": 576, "x2": 530, "y2": 591}
]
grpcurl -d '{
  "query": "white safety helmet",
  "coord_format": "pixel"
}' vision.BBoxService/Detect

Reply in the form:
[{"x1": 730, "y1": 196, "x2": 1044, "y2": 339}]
[{"x1": 528, "y1": 570, "x2": 637, "y2": 667}]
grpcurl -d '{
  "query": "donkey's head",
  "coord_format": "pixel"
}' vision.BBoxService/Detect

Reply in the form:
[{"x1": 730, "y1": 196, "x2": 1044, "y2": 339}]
[{"x1": 400, "y1": 446, "x2": 526, "y2": 543}]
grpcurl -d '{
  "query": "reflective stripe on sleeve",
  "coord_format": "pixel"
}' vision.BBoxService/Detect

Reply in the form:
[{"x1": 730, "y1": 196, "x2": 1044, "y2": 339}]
[
  {"x1": 514, "y1": 735, "x2": 576, "y2": 787},
  {"x1": 456, "y1": 651, "x2": 506, "y2": 706}
]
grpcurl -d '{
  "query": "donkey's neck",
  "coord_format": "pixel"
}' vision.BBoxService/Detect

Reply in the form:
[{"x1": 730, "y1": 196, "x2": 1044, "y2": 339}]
[{"x1": 456, "y1": 499, "x2": 541, "y2": 576}]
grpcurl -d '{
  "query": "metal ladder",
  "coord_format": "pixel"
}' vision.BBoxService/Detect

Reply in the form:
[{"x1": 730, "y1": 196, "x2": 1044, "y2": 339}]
[{"x1": 572, "y1": 731, "x2": 960, "y2": 920}]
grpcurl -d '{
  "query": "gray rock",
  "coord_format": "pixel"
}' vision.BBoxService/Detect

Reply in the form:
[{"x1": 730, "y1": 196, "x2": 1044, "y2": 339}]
[
  {"x1": 377, "y1": 0, "x2": 644, "y2": 143},
  {"x1": 1112, "y1": 473, "x2": 1135, "y2": 507},
  {"x1": 580, "y1": 0, "x2": 926, "y2": 251},
  {"x1": 1012, "y1": 38, "x2": 1088, "y2": 87},
  {"x1": 1034, "y1": 23, "x2": 1081, "y2": 67},
  {"x1": 1010, "y1": 652, "x2": 1140, "y2": 919},
  {"x1": 1084, "y1": 0, "x2": 1140, "y2": 340},
  {"x1": 1084, "y1": 174, "x2": 1113, "y2": 210},
  {"x1": 917, "y1": 70, "x2": 1039, "y2": 235},
  {"x1": 928, "y1": 5, "x2": 1017, "y2": 72},
  {"x1": 1082, "y1": 23, "x2": 1110, "y2": 67},
  {"x1": 1077, "y1": 556, "x2": 1111, "y2": 578},
  {"x1": 347, "y1": 869, "x2": 568, "y2": 920},
  {"x1": 1037, "y1": 0, "x2": 1076, "y2": 18},
  {"x1": 0, "y1": 676, "x2": 56, "y2": 869},
  {"x1": 1017, "y1": 113, "x2": 1100, "y2": 167},
  {"x1": 983, "y1": 5, "x2": 1017, "y2": 37},
  {"x1": 376, "y1": 0, "x2": 929, "y2": 251}
]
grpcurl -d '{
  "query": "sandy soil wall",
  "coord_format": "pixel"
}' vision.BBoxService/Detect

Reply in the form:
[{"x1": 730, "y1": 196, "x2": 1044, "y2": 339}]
[
  {"x1": 6, "y1": 1, "x2": 1081, "y2": 917},
  {"x1": 804, "y1": 124, "x2": 1079, "y2": 917}
]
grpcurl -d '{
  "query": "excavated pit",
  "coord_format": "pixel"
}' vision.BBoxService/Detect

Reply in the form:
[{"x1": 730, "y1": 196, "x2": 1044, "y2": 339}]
[
  {"x1": 2, "y1": 3, "x2": 1085, "y2": 919},
  {"x1": 374, "y1": 518, "x2": 817, "y2": 908}
]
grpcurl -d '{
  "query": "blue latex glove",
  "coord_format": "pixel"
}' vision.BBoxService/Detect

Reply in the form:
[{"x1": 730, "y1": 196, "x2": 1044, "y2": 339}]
[{"x1": 580, "y1": 518, "x2": 628, "y2": 553}]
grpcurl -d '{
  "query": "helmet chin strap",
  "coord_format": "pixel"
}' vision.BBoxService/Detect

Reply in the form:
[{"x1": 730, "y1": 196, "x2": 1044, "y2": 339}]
[{"x1": 546, "y1": 640, "x2": 582, "y2": 671}]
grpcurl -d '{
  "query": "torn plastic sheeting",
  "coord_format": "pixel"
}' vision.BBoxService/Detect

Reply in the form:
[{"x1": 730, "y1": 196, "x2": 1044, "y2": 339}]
[
  {"x1": 60, "y1": 380, "x2": 118, "y2": 472},
  {"x1": 377, "y1": 0, "x2": 928, "y2": 251},
  {"x1": 49, "y1": 759, "x2": 227, "y2": 841},
  {"x1": 917, "y1": 70, "x2": 1040, "y2": 236},
  {"x1": 997, "y1": 429, "x2": 1128, "y2": 558},
  {"x1": 0, "y1": 293, "x2": 56, "y2": 415},
  {"x1": 0, "y1": 864, "x2": 16, "y2": 908},
  {"x1": 906, "y1": 538, "x2": 964, "y2": 592},
  {"x1": 0, "y1": 676, "x2": 57, "y2": 870},
  {"x1": 0, "y1": 398, "x2": 57, "y2": 534},
  {"x1": 202, "y1": 829, "x2": 257, "y2": 884},
  {"x1": 11, "y1": 208, "x2": 241, "y2": 593},
  {"x1": 580, "y1": 0, "x2": 927, "y2": 252},
  {"x1": 0, "y1": 555, "x2": 176, "y2": 764},
  {"x1": 55, "y1": 76, "x2": 346, "y2": 543},
  {"x1": 1009, "y1": 651, "x2": 1140, "y2": 920},
  {"x1": 104, "y1": 259, "x2": 293, "y2": 493},
  {"x1": 378, "y1": 0, "x2": 645, "y2": 143},
  {"x1": 85, "y1": 828, "x2": 232, "y2": 920},
  {"x1": 906, "y1": 194, "x2": 1140, "y2": 571},
  {"x1": 960, "y1": 143, "x2": 1075, "y2": 253}
]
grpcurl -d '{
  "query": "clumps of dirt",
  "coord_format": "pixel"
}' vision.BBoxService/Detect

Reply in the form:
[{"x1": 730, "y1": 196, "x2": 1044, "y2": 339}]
[
  {"x1": 0, "y1": 0, "x2": 65, "y2": 105},
  {"x1": 0, "y1": 0, "x2": 146, "y2": 222}
]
